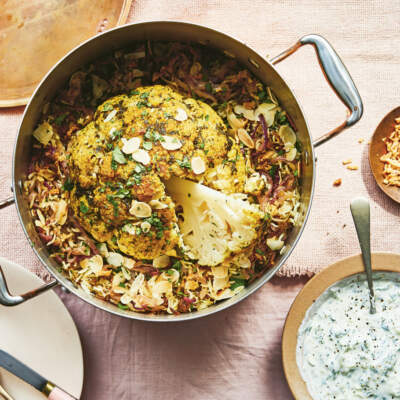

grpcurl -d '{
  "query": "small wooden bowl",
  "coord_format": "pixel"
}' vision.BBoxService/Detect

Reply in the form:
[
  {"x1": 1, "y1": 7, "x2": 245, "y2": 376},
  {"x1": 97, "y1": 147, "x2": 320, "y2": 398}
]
[
  {"x1": 282, "y1": 252, "x2": 400, "y2": 399},
  {"x1": 369, "y1": 107, "x2": 400, "y2": 203}
]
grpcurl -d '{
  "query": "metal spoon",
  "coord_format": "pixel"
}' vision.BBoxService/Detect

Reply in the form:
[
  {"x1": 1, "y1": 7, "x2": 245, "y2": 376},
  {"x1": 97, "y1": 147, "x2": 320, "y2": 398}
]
[
  {"x1": 350, "y1": 197, "x2": 376, "y2": 314},
  {"x1": 0, "y1": 383, "x2": 14, "y2": 400}
]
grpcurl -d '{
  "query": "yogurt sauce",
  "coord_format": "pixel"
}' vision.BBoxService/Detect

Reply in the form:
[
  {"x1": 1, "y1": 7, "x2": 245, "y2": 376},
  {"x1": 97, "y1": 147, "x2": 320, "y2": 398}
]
[{"x1": 297, "y1": 272, "x2": 400, "y2": 400}]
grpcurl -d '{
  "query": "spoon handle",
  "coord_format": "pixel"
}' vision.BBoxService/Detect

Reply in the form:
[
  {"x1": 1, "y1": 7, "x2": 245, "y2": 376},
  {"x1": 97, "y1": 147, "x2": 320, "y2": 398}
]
[{"x1": 350, "y1": 197, "x2": 376, "y2": 313}]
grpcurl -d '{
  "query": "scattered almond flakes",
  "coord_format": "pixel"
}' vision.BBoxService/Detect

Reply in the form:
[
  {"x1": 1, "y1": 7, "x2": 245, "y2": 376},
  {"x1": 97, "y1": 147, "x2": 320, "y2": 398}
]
[
  {"x1": 347, "y1": 165, "x2": 359, "y2": 171},
  {"x1": 358, "y1": 138, "x2": 364, "y2": 144},
  {"x1": 191, "y1": 156, "x2": 206, "y2": 174},
  {"x1": 342, "y1": 159, "x2": 352, "y2": 165},
  {"x1": 333, "y1": 178, "x2": 342, "y2": 187}
]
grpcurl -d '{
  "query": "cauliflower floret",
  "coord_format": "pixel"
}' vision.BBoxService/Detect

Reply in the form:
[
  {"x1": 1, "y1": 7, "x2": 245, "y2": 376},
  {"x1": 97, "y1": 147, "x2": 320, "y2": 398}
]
[{"x1": 165, "y1": 177, "x2": 265, "y2": 266}]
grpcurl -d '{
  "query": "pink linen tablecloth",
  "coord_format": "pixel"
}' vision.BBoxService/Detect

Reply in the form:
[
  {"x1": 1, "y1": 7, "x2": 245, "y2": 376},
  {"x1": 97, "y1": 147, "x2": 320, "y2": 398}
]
[{"x1": 1, "y1": 1, "x2": 400, "y2": 399}]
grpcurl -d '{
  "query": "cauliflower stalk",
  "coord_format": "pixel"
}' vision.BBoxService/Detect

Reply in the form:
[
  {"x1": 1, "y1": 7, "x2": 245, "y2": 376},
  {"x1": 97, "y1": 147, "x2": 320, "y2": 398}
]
[{"x1": 165, "y1": 177, "x2": 265, "y2": 266}]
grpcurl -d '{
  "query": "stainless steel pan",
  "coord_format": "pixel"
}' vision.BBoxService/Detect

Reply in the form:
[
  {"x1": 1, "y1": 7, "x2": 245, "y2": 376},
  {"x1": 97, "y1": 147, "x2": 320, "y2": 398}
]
[{"x1": 0, "y1": 22, "x2": 362, "y2": 321}]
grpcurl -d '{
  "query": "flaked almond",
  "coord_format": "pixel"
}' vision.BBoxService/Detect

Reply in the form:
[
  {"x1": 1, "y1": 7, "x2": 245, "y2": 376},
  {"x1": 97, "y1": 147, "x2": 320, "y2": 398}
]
[
  {"x1": 234, "y1": 254, "x2": 251, "y2": 269},
  {"x1": 164, "y1": 269, "x2": 180, "y2": 283},
  {"x1": 215, "y1": 288, "x2": 235, "y2": 300},
  {"x1": 33, "y1": 122, "x2": 53, "y2": 146},
  {"x1": 237, "y1": 128, "x2": 254, "y2": 148},
  {"x1": 107, "y1": 252, "x2": 124, "y2": 267},
  {"x1": 149, "y1": 199, "x2": 168, "y2": 209},
  {"x1": 160, "y1": 135, "x2": 182, "y2": 151},
  {"x1": 333, "y1": 178, "x2": 342, "y2": 187},
  {"x1": 211, "y1": 265, "x2": 228, "y2": 278},
  {"x1": 255, "y1": 103, "x2": 278, "y2": 127},
  {"x1": 174, "y1": 108, "x2": 187, "y2": 121},
  {"x1": 104, "y1": 109, "x2": 117, "y2": 122},
  {"x1": 140, "y1": 221, "x2": 151, "y2": 233},
  {"x1": 266, "y1": 237, "x2": 284, "y2": 251},
  {"x1": 80, "y1": 255, "x2": 103, "y2": 276},
  {"x1": 191, "y1": 156, "x2": 206, "y2": 175},
  {"x1": 132, "y1": 149, "x2": 150, "y2": 165},
  {"x1": 53, "y1": 199, "x2": 68, "y2": 225},
  {"x1": 234, "y1": 105, "x2": 257, "y2": 121},
  {"x1": 213, "y1": 276, "x2": 229, "y2": 291},
  {"x1": 227, "y1": 112, "x2": 245, "y2": 130},
  {"x1": 342, "y1": 159, "x2": 352, "y2": 165},
  {"x1": 347, "y1": 165, "x2": 358, "y2": 171},
  {"x1": 122, "y1": 223, "x2": 136, "y2": 235},
  {"x1": 285, "y1": 147, "x2": 297, "y2": 161},
  {"x1": 129, "y1": 200, "x2": 152, "y2": 218},
  {"x1": 123, "y1": 257, "x2": 135, "y2": 270},
  {"x1": 121, "y1": 137, "x2": 141, "y2": 154},
  {"x1": 97, "y1": 243, "x2": 109, "y2": 257},
  {"x1": 279, "y1": 125, "x2": 297, "y2": 147},
  {"x1": 153, "y1": 255, "x2": 170, "y2": 269},
  {"x1": 121, "y1": 265, "x2": 131, "y2": 281}
]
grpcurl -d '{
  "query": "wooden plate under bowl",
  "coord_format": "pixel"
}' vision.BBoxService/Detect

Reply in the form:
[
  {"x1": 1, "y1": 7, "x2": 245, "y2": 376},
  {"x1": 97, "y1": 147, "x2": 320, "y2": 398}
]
[
  {"x1": 369, "y1": 106, "x2": 400, "y2": 203},
  {"x1": 282, "y1": 252, "x2": 400, "y2": 400}
]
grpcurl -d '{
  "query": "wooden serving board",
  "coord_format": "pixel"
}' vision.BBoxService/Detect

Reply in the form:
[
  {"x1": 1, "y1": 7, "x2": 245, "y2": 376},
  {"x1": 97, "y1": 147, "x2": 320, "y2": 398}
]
[{"x1": 0, "y1": 0, "x2": 132, "y2": 107}]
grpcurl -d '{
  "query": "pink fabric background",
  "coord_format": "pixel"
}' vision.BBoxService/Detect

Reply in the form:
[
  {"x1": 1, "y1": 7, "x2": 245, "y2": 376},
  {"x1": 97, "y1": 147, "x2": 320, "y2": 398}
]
[{"x1": 1, "y1": 1, "x2": 400, "y2": 399}]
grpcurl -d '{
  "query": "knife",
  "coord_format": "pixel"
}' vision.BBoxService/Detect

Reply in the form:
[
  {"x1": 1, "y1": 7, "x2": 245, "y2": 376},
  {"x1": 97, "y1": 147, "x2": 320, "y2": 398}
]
[{"x1": 0, "y1": 350, "x2": 77, "y2": 399}]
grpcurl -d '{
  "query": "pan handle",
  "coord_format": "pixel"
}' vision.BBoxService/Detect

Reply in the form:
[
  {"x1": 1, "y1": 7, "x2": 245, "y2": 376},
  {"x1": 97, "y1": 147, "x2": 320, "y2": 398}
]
[
  {"x1": 0, "y1": 264, "x2": 58, "y2": 306},
  {"x1": 0, "y1": 194, "x2": 59, "y2": 305},
  {"x1": 0, "y1": 195, "x2": 14, "y2": 209},
  {"x1": 270, "y1": 34, "x2": 363, "y2": 147}
]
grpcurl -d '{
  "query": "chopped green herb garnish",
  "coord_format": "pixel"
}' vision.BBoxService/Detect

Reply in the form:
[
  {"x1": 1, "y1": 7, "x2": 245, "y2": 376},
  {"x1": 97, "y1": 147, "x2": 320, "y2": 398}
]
[
  {"x1": 112, "y1": 146, "x2": 127, "y2": 167},
  {"x1": 118, "y1": 302, "x2": 129, "y2": 310},
  {"x1": 255, "y1": 249, "x2": 265, "y2": 255},
  {"x1": 62, "y1": 179, "x2": 74, "y2": 191},
  {"x1": 172, "y1": 260, "x2": 182, "y2": 271},
  {"x1": 103, "y1": 103, "x2": 113, "y2": 111},
  {"x1": 143, "y1": 141, "x2": 153, "y2": 150},
  {"x1": 277, "y1": 149, "x2": 285, "y2": 156},
  {"x1": 177, "y1": 156, "x2": 191, "y2": 169},
  {"x1": 205, "y1": 82, "x2": 213, "y2": 93},
  {"x1": 230, "y1": 277, "x2": 247, "y2": 290},
  {"x1": 269, "y1": 164, "x2": 278, "y2": 177},
  {"x1": 258, "y1": 90, "x2": 267, "y2": 101},
  {"x1": 106, "y1": 194, "x2": 119, "y2": 217},
  {"x1": 130, "y1": 89, "x2": 140, "y2": 96},
  {"x1": 110, "y1": 129, "x2": 123, "y2": 141},
  {"x1": 54, "y1": 114, "x2": 67, "y2": 126},
  {"x1": 276, "y1": 111, "x2": 288, "y2": 125},
  {"x1": 80, "y1": 201, "x2": 89, "y2": 214}
]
